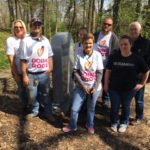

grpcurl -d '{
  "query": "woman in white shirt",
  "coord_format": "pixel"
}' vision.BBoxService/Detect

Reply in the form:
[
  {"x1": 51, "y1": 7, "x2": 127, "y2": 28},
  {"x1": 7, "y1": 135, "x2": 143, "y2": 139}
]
[{"x1": 63, "y1": 33, "x2": 103, "y2": 134}]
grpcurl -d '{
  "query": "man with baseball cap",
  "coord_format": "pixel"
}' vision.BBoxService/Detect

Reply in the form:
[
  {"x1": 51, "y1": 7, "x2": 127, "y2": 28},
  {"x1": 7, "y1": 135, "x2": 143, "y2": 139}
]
[{"x1": 20, "y1": 17, "x2": 55, "y2": 122}]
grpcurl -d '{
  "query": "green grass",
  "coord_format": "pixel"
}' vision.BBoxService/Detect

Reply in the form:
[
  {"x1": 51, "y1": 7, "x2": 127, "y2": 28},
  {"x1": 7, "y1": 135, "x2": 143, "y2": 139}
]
[{"x1": 0, "y1": 31, "x2": 11, "y2": 69}]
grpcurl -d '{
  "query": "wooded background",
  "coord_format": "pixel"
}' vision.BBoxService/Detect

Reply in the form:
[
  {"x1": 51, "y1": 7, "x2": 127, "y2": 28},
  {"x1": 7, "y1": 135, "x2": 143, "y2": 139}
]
[{"x1": 0, "y1": 0, "x2": 150, "y2": 40}]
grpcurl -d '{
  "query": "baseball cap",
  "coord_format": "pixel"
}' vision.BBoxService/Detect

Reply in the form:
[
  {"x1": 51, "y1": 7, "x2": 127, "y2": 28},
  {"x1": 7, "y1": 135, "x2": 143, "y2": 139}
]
[{"x1": 30, "y1": 17, "x2": 42, "y2": 26}]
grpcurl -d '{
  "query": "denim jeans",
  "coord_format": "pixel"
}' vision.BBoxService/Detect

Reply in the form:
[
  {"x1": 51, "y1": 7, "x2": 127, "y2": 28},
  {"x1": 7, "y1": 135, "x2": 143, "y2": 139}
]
[
  {"x1": 109, "y1": 89, "x2": 136, "y2": 125},
  {"x1": 17, "y1": 76, "x2": 28, "y2": 109},
  {"x1": 134, "y1": 87, "x2": 145, "y2": 120},
  {"x1": 27, "y1": 73, "x2": 52, "y2": 115},
  {"x1": 69, "y1": 86, "x2": 101, "y2": 129}
]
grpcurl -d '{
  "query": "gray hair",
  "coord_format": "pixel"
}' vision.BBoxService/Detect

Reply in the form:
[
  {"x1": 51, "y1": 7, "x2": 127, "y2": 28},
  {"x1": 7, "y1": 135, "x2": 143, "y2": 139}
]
[{"x1": 129, "y1": 21, "x2": 142, "y2": 31}]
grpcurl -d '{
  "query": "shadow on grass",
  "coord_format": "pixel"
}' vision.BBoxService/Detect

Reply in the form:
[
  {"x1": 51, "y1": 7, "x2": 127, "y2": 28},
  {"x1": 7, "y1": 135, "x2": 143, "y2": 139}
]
[{"x1": 0, "y1": 94, "x2": 140, "y2": 150}]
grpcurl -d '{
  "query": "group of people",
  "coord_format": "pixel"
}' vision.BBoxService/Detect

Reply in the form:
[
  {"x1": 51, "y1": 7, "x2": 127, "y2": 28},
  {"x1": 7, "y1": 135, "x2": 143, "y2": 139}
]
[
  {"x1": 6, "y1": 17, "x2": 55, "y2": 122},
  {"x1": 6, "y1": 16, "x2": 150, "y2": 134}
]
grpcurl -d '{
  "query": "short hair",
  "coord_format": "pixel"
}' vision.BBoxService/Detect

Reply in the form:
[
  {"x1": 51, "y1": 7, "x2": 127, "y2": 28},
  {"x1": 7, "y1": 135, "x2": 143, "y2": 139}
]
[
  {"x1": 120, "y1": 35, "x2": 132, "y2": 45},
  {"x1": 103, "y1": 16, "x2": 113, "y2": 24},
  {"x1": 12, "y1": 19, "x2": 27, "y2": 36},
  {"x1": 129, "y1": 21, "x2": 142, "y2": 31},
  {"x1": 82, "y1": 33, "x2": 95, "y2": 43},
  {"x1": 79, "y1": 27, "x2": 88, "y2": 32}
]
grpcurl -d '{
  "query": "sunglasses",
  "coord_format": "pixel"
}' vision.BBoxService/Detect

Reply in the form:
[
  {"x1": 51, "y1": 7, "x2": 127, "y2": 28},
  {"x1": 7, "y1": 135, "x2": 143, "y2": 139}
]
[
  {"x1": 14, "y1": 26, "x2": 24, "y2": 29},
  {"x1": 103, "y1": 23, "x2": 112, "y2": 26}
]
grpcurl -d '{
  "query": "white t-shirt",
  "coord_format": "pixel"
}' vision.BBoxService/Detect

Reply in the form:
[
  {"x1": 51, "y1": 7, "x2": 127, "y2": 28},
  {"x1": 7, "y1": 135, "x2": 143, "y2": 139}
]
[
  {"x1": 96, "y1": 31, "x2": 112, "y2": 67},
  {"x1": 6, "y1": 35, "x2": 28, "y2": 74},
  {"x1": 20, "y1": 35, "x2": 53, "y2": 73},
  {"x1": 74, "y1": 50, "x2": 103, "y2": 91}
]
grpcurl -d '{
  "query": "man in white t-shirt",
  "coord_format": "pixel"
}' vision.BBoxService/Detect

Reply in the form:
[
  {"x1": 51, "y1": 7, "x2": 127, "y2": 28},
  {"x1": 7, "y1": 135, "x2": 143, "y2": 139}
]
[
  {"x1": 94, "y1": 17, "x2": 119, "y2": 108},
  {"x1": 20, "y1": 17, "x2": 55, "y2": 122},
  {"x1": 6, "y1": 19, "x2": 28, "y2": 114}
]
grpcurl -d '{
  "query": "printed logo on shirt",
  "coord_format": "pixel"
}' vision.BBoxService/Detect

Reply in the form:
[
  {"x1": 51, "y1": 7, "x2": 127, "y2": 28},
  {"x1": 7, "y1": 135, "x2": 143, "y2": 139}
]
[
  {"x1": 37, "y1": 46, "x2": 45, "y2": 57},
  {"x1": 32, "y1": 58, "x2": 48, "y2": 68},
  {"x1": 114, "y1": 62, "x2": 135, "y2": 67},
  {"x1": 84, "y1": 61, "x2": 93, "y2": 70},
  {"x1": 81, "y1": 72, "x2": 96, "y2": 82},
  {"x1": 99, "y1": 40, "x2": 106, "y2": 46}
]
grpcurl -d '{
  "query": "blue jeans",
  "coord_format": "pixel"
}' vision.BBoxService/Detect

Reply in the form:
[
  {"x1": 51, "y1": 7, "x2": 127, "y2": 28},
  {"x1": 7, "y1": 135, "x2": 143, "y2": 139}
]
[
  {"x1": 69, "y1": 87, "x2": 100, "y2": 129},
  {"x1": 134, "y1": 87, "x2": 145, "y2": 120},
  {"x1": 27, "y1": 73, "x2": 52, "y2": 115},
  {"x1": 17, "y1": 77, "x2": 28, "y2": 109},
  {"x1": 109, "y1": 89, "x2": 136, "y2": 125}
]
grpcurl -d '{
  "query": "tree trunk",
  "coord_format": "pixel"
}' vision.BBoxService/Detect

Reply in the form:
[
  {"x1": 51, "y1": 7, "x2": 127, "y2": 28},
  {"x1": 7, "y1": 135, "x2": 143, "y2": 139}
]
[
  {"x1": 91, "y1": 0, "x2": 96, "y2": 33},
  {"x1": 55, "y1": 0, "x2": 59, "y2": 33},
  {"x1": 7, "y1": 0, "x2": 15, "y2": 26},
  {"x1": 83, "y1": 0, "x2": 87, "y2": 26},
  {"x1": 98, "y1": 0, "x2": 104, "y2": 29},
  {"x1": 87, "y1": 0, "x2": 92, "y2": 32},
  {"x1": 15, "y1": 0, "x2": 18, "y2": 19},
  {"x1": 113, "y1": 0, "x2": 121, "y2": 35},
  {"x1": 69, "y1": 0, "x2": 76, "y2": 32}
]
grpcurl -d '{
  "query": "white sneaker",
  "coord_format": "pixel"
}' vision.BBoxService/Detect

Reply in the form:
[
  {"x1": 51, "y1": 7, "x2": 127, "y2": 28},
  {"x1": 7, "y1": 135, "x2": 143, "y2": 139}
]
[
  {"x1": 118, "y1": 124, "x2": 127, "y2": 133},
  {"x1": 110, "y1": 124, "x2": 118, "y2": 132}
]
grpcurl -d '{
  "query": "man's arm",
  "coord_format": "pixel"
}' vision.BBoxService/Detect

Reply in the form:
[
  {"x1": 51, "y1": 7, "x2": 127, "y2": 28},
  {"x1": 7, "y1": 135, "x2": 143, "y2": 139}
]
[
  {"x1": 135, "y1": 70, "x2": 150, "y2": 91},
  {"x1": 47, "y1": 56, "x2": 53, "y2": 76}
]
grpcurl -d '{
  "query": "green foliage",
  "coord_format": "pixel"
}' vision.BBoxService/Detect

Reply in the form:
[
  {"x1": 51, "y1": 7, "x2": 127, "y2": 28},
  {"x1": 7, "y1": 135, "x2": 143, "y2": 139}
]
[{"x1": 0, "y1": 32, "x2": 11, "y2": 69}]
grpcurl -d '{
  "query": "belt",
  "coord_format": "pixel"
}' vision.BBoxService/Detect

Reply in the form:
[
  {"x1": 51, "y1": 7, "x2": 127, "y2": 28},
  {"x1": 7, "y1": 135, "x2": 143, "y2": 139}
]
[{"x1": 28, "y1": 71, "x2": 45, "y2": 75}]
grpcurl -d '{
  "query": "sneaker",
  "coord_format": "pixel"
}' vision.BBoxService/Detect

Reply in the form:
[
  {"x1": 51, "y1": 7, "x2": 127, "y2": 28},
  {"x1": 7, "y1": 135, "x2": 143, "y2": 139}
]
[
  {"x1": 130, "y1": 119, "x2": 143, "y2": 126},
  {"x1": 110, "y1": 124, "x2": 118, "y2": 132},
  {"x1": 118, "y1": 124, "x2": 127, "y2": 133},
  {"x1": 62, "y1": 126, "x2": 77, "y2": 133},
  {"x1": 26, "y1": 113, "x2": 38, "y2": 119},
  {"x1": 87, "y1": 127, "x2": 95, "y2": 134}
]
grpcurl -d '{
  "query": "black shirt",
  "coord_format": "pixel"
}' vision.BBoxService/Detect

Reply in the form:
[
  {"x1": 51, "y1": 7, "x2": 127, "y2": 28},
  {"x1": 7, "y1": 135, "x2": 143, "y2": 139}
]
[
  {"x1": 106, "y1": 51, "x2": 149, "y2": 91},
  {"x1": 131, "y1": 35, "x2": 150, "y2": 68}
]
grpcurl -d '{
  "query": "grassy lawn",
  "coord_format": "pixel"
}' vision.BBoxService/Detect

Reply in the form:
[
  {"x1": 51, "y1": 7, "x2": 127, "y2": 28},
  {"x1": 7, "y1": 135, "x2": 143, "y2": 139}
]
[{"x1": 0, "y1": 31, "x2": 11, "y2": 69}]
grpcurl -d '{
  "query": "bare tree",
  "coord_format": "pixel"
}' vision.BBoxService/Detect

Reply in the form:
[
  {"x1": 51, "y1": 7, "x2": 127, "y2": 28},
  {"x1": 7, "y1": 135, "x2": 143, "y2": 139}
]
[
  {"x1": 113, "y1": 0, "x2": 121, "y2": 35},
  {"x1": 7, "y1": 0, "x2": 15, "y2": 26}
]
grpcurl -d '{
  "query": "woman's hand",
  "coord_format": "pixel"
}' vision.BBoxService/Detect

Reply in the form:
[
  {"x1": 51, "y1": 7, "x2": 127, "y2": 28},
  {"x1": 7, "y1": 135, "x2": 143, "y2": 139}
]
[
  {"x1": 134, "y1": 83, "x2": 144, "y2": 91},
  {"x1": 90, "y1": 88, "x2": 96, "y2": 94},
  {"x1": 82, "y1": 84, "x2": 90, "y2": 94}
]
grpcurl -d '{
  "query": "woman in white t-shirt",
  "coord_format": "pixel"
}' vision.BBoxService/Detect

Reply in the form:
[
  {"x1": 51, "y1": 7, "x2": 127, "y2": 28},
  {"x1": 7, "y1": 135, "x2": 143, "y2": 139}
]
[
  {"x1": 63, "y1": 33, "x2": 103, "y2": 134},
  {"x1": 6, "y1": 19, "x2": 28, "y2": 113}
]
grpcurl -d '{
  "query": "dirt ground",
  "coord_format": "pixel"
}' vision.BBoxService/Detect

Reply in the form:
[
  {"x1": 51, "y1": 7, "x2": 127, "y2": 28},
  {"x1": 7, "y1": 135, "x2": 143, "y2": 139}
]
[{"x1": 0, "y1": 71, "x2": 150, "y2": 150}]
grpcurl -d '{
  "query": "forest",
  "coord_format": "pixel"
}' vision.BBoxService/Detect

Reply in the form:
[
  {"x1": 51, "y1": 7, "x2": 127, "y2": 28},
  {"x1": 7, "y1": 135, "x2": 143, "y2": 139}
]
[{"x1": 0, "y1": 0, "x2": 150, "y2": 40}]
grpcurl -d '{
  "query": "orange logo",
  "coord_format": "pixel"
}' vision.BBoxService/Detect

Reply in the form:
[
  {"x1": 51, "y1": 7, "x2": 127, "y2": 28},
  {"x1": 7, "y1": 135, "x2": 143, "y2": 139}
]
[
  {"x1": 99, "y1": 40, "x2": 106, "y2": 46},
  {"x1": 84, "y1": 61, "x2": 93, "y2": 70},
  {"x1": 37, "y1": 46, "x2": 44, "y2": 57}
]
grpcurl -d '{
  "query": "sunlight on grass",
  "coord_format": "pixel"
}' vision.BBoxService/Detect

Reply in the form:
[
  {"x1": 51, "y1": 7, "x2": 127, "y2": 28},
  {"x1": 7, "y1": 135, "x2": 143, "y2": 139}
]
[{"x1": 0, "y1": 31, "x2": 11, "y2": 69}]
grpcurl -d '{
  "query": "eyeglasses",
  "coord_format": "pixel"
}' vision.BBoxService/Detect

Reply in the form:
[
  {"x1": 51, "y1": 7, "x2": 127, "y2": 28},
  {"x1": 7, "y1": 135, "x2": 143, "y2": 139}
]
[
  {"x1": 14, "y1": 26, "x2": 24, "y2": 29},
  {"x1": 103, "y1": 23, "x2": 112, "y2": 26}
]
